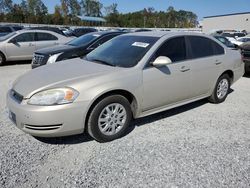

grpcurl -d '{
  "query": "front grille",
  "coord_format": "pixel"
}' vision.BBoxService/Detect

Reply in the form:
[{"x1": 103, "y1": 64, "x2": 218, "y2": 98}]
[
  {"x1": 24, "y1": 124, "x2": 62, "y2": 131},
  {"x1": 32, "y1": 54, "x2": 45, "y2": 65},
  {"x1": 11, "y1": 90, "x2": 23, "y2": 104}
]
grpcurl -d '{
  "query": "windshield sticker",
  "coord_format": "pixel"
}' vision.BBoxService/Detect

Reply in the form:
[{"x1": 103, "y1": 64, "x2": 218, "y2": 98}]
[
  {"x1": 132, "y1": 42, "x2": 150, "y2": 48},
  {"x1": 93, "y1": 34, "x2": 101, "y2": 37}
]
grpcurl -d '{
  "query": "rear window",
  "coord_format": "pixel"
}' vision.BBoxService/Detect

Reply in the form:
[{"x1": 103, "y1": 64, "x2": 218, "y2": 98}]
[
  {"x1": 0, "y1": 27, "x2": 12, "y2": 32},
  {"x1": 188, "y1": 36, "x2": 224, "y2": 59},
  {"x1": 36, "y1": 32, "x2": 58, "y2": 41},
  {"x1": 13, "y1": 27, "x2": 23, "y2": 31}
]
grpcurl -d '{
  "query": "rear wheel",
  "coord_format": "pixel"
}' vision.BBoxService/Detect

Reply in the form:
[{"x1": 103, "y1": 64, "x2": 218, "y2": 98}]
[
  {"x1": 208, "y1": 74, "x2": 230, "y2": 104},
  {"x1": 0, "y1": 53, "x2": 5, "y2": 66},
  {"x1": 87, "y1": 95, "x2": 132, "y2": 142}
]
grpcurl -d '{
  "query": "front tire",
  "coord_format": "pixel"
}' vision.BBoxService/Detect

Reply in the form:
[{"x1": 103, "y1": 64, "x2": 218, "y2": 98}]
[
  {"x1": 87, "y1": 95, "x2": 132, "y2": 142},
  {"x1": 208, "y1": 74, "x2": 230, "y2": 104}
]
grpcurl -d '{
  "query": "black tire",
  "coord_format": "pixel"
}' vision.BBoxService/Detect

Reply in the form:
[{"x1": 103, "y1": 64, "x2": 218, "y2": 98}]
[
  {"x1": 0, "y1": 52, "x2": 5, "y2": 66},
  {"x1": 208, "y1": 74, "x2": 231, "y2": 104},
  {"x1": 87, "y1": 95, "x2": 132, "y2": 142}
]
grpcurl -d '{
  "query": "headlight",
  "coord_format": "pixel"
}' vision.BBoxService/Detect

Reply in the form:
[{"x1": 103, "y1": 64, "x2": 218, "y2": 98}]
[
  {"x1": 47, "y1": 53, "x2": 63, "y2": 64},
  {"x1": 28, "y1": 88, "x2": 79, "y2": 106}
]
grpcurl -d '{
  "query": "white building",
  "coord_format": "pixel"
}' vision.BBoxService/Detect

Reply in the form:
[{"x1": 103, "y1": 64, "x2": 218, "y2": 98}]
[{"x1": 202, "y1": 12, "x2": 250, "y2": 33}]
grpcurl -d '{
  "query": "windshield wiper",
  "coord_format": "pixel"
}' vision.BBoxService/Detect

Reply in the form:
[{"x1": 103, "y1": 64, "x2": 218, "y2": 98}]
[{"x1": 90, "y1": 59, "x2": 116, "y2": 67}]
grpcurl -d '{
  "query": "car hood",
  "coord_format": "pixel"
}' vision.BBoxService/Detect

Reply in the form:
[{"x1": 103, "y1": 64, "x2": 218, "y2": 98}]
[
  {"x1": 13, "y1": 58, "x2": 120, "y2": 98},
  {"x1": 240, "y1": 42, "x2": 250, "y2": 50},
  {"x1": 35, "y1": 44, "x2": 83, "y2": 55}
]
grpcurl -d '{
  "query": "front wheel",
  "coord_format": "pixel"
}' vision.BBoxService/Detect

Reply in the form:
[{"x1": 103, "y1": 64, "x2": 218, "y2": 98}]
[
  {"x1": 208, "y1": 74, "x2": 230, "y2": 104},
  {"x1": 87, "y1": 95, "x2": 132, "y2": 142}
]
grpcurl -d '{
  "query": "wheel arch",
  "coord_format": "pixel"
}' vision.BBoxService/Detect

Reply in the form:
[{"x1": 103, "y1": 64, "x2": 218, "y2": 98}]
[
  {"x1": 84, "y1": 89, "x2": 139, "y2": 132},
  {"x1": 220, "y1": 70, "x2": 234, "y2": 84},
  {"x1": 0, "y1": 50, "x2": 6, "y2": 61}
]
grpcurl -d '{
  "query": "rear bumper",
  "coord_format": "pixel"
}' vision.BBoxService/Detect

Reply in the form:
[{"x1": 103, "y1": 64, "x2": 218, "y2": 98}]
[
  {"x1": 243, "y1": 59, "x2": 250, "y2": 72},
  {"x1": 6, "y1": 90, "x2": 89, "y2": 137},
  {"x1": 233, "y1": 63, "x2": 245, "y2": 84}
]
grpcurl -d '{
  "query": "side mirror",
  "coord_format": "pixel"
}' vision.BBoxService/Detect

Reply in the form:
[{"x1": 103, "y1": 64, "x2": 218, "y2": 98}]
[
  {"x1": 9, "y1": 38, "x2": 17, "y2": 44},
  {"x1": 152, "y1": 56, "x2": 172, "y2": 67}
]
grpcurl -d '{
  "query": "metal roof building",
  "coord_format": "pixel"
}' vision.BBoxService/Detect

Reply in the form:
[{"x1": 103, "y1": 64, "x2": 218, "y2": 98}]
[
  {"x1": 77, "y1": 16, "x2": 106, "y2": 22},
  {"x1": 202, "y1": 12, "x2": 250, "y2": 33}
]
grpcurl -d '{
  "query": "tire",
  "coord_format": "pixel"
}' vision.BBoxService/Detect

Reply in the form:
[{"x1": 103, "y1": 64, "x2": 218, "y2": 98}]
[
  {"x1": 87, "y1": 95, "x2": 132, "y2": 142},
  {"x1": 0, "y1": 52, "x2": 5, "y2": 66},
  {"x1": 208, "y1": 74, "x2": 231, "y2": 104}
]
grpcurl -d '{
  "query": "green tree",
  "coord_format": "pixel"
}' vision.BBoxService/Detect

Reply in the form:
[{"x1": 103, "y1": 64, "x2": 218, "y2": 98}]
[
  {"x1": 0, "y1": 0, "x2": 13, "y2": 14},
  {"x1": 81, "y1": 0, "x2": 103, "y2": 17},
  {"x1": 105, "y1": 3, "x2": 120, "y2": 26},
  {"x1": 53, "y1": 5, "x2": 64, "y2": 25}
]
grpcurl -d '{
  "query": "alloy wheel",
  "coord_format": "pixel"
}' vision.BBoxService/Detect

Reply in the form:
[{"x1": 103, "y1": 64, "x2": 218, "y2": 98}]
[
  {"x1": 98, "y1": 103, "x2": 127, "y2": 136},
  {"x1": 217, "y1": 78, "x2": 229, "y2": 99}
]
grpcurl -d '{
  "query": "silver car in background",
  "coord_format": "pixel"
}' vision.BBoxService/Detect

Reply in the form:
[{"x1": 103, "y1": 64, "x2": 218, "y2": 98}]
[
  {"x1": 7, "y1": 32, "x2": 244, "y2": 142},
  {"x1": 0, "y1": 29, "x2": 73, "y2": 65}
]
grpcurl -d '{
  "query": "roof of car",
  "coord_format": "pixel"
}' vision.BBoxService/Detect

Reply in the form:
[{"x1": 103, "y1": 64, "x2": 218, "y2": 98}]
[
  {"x1": 89, "y1": 31, "x2": 125, "y2": 36},
  {"x1": 124, "y1": 31, "x2": 207, "y2": 38},
  {"x1": 15, "y1": 29, "x2": 62, "y2": 35}
]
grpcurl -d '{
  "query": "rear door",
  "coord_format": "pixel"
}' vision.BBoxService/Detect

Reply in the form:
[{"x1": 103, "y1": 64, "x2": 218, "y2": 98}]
[
  {"x1": 5, "y1": 32, "x2": 36, "y2": 60},
  {"x1": 35, "y1": 32, "x2": 59, "y2": 50},
  {"x1": 186, "y1": 36, "x2": 225, "y2": 97}
]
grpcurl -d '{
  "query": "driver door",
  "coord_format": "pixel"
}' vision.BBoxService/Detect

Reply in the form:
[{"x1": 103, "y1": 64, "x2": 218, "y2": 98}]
[
  {"x1": 142, "y1": 36, "x2": 192, "y2": 111},
  {"x1": 6, "y1": 32, "x2": 36, "y2": 61}
]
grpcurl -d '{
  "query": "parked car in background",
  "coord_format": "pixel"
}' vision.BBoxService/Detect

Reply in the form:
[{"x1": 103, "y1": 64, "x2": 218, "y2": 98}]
[
  {"x1": 213, "y1": 35, "x2": 236, "y2": 49},
  {"x1": 0, "y1": 25, "x2": 23, "y2": 37},
  {"x1": 0, "y1": 30, "x2": 72, "y2": 65},
  {"x1": 66, "y1": 28, "x2": 98, "y2": 37},
  {"x1": 32, "y1": 31, "x2": 124, "y2": 69},
  {"x1": 28, "y1": 26, "x2": 66, "y2": 36},
  {"x1": 237, "y1": 36, "x2": 250, "y2": 43},
  {"x1": 7, "y1": 32, "x2": 244, "y2": 142},
  {"x1": 240, "y1": 42, "x2": 250, "y2": 73},
  {"x1": 222, "y1": 32, "x2": 246, "y2": 47},
  {"x1": 134, "y1": 29, "x2": 152, "y2": 32}
]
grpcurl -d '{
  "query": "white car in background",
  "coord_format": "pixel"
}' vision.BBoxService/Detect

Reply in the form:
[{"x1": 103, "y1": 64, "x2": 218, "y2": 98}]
[
  {"x1": 221, "y1": 32, "x2": 246, "y2": 46},
  {"x1": 0, "y1": 30, "x2": 73, "y2": 65},
  {"x1": 237, "y1": 36, "x2": 250, "y2": 44}
]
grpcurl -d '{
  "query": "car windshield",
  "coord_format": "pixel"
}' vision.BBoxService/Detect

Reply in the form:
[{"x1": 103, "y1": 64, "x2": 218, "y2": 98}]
[
  {"x1": 0, "y1": 32, "x2": 16, "y2": 41},
  {"x1": 85, "y1": 35, "x2": 159, "y2": 68},
  {"x1": 67, "y1": 33, "x2": 100, "y2": 46}
]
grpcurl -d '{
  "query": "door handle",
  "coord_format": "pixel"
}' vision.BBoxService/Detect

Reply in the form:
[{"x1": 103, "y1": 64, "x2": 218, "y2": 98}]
[
  {"x1": 180, "y1": 66, "x2": 190, "y2": 72},
  {"x1": 215, "y1": 60, "x2": 222, "y2": 65},
  {"x1": 215, "y1": 62, "x2": 222, "y2": 65},
  {"x1": 29, "y1": 43, "x2": 35, "y2": 46}
]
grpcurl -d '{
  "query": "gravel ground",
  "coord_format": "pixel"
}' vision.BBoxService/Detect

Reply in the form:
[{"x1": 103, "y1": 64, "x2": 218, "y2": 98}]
[{"x1": 0, "y1": 64, "x2": 249, "y2": 188}]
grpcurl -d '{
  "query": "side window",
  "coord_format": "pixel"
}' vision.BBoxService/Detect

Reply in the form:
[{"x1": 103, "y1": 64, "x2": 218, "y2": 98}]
[
  {"x1": 14, "y1": 33, "x2": 35, "y2": 42},
  {"x1": 154, "y1": 36, "x2": 187, "y2": 62},
  {"x1": 187, "y1": 36, "x2": 214, "y2": 58},
  {"x1": 13, "y1": 27, "x2": 23, "y2": 31},
  {"x1": 0, "y1": 27, "x2": 12, "y2": 32},
  {"x1": 36, "y1": 32, "x2": 58, "y2": 41},
  {"x1": 212, "y1": 40, "x2": 225, "y2": 55},
  {"x1": 90, "y1": 35, "x2": 117, "y2": 49}
]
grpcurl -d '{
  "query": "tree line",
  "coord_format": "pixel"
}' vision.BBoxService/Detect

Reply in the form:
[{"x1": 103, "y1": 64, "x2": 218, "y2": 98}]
[{"x1": 0, "y1": 0, "x2": 198, "y2": 28}]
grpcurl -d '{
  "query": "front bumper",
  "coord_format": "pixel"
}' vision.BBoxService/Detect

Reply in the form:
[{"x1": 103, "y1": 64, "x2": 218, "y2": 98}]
[{"x1": 7, "y1": 90, "x2": 89, "y2": 137}]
